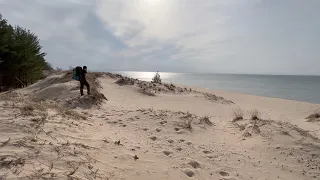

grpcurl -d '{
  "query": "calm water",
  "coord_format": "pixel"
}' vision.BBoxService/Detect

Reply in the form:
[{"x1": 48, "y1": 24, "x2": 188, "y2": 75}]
[{"x1": 112, "y1": 71, "x2": 320, "y2": 104}]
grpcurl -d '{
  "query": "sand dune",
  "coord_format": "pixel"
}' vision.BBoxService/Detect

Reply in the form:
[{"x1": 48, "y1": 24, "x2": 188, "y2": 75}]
[{"x1": 0, "y1": 72, "x2": 319, "y2": 180}]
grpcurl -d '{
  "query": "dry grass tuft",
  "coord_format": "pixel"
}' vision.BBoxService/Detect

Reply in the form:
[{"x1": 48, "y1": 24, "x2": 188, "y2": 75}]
[
  {"x1": 21, "y1": 100, "x2": 87, "y2": 120},
  {"x1": 61, "y1": 108, "x2": 87, "y2": 120},
  {"x1": 164, "y1": 83, "x2": 176, "y2": 91},
  {"x1": 184, "y1": 119, "x2": 193, "y2": 131},
  {"x1": 250, "y1": 109, "x2": 260, "y2": 120},
  {"x1": 115, "y1": 77, "x2": 135, "y2": 86},
  {"x1": 232, "y1": 107, "x2": 244, "y2": 122},
  {"x1": 233, "y1": 122, "x2": 246, "y2": 131},
  {"x1": 200, "y1": 116, "x2": 213, "y2": 126},
  {"x1": 252, "y1": 124, "x2": 261, "y2": 134},
  {"x1": 203, "y1": 93, "x2": 234, "y2": 104},
  {"x1": 0, "y1": 91, "x2": 20, "y2": 101},
  {"x1": 277, "y1": 121, "x2": 319, "y2": 141},
  {"x1": 67, "y1": 162, "x2": 82, "y2": 176},
  {"x1": 306, "y1": 111, "x2": 320, "y2": 122},
  {"x1": 87, "y1": 74, "x2": 108, "y2": 105},
  {"x1": 28, "y1": 168, "x2": 56, "y2": 179},
  {"x1": 20, "y1": 104, "x2": 35, "y2": 115},
  {"x1": 183, "y1": 112, "x2": 193, "y2": 119},
  {"x1": 0, "y1": 156, "x2": 25, "y2": 169},
  {"x1": 139, "y1": 89, "x2": 156, "y2": 96}
]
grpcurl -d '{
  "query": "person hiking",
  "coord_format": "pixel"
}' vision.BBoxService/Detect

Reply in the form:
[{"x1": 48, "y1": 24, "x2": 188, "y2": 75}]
[{"x1": 80, "y1": 66, "x2": 90, "y2": 96}]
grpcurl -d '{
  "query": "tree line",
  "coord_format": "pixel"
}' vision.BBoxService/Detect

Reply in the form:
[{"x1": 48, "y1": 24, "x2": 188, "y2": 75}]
[{"x1": 0, "y1": 13, "x2": 52, "y2": 91}]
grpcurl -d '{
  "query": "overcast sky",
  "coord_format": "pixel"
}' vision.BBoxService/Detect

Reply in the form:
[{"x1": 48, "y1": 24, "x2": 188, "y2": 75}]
[{"x1": 0, "y1": 0, "x2": 319, "y2": 75}]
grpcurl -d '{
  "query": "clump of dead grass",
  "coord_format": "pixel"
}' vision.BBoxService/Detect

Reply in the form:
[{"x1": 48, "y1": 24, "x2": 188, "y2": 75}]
[
  {"x1": 232, "y1": 107, "x2": 244, "y2": 122},
  {"x1": 49, "y1": 104, "x2": 87, "y2": 120},
  {"x1": 20, "y1": 101, "x2": 49, "y2": 117},
  {"x1": 203, "y1": 93, "x2": 234, "y2": 104},
  {"x1": 164, "y1": 83, "x2": 176, "y2": 91},
  {"x1": 27, "y1": 168, "x2": 56, "y2": 179},
  {"x1": 0, "y1": 156, "x2": 25, "y2": 169},
  {"x1": 87, "y1": 73, "x2": 108, "y2": 105},
  {"x1": 20, "y1": 104, "x2": 35, "y2": 115},
  {"x1": 20, "y1": 100, "x2": 86, "y2": 120},
  {"x1": 306, "y1": 110, "x2": 320, "y2": 122},
  {"x1": 184, "y1": 119, "x2": 193, "y2": 131},
  {"x1": 115, "y1": 77, "x2": 135, "y2": 86},
  {"x1": 200, "y1": 116, "x2": 213, "y2": 126},
  {"x1": 139, "y1": 88, "x2": 156, "y2": 96},
  {"x1": 0, "y1": 91, "x2": 20, "y2": 101},
  {"x1": 64, "y1": 109, "x2": 87, "y2": 120},
  {"x1": 183, "y1": 111, "x2": 193, "y2": 119},
  {"x1": 277, "y1": 121, "x2": 319, "y2": 141},
  {"x1": 250, "y1": 109, "x2": 260, "y2": 120}
]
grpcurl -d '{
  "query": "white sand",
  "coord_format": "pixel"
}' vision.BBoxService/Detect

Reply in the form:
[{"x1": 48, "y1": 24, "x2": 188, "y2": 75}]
[{"x1": 0, "y1": 73, "x2": 319, "y2": 180}]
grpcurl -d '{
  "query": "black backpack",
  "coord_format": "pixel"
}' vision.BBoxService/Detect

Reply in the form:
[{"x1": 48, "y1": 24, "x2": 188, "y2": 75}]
[{"x1": 72, "y1": 66, "x2": 82, "y2": 81}]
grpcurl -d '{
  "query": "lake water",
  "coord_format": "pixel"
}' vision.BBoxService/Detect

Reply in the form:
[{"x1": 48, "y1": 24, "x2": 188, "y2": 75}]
[{"x1": 112, "y1": 71, "x2": 320, "y2": 104}]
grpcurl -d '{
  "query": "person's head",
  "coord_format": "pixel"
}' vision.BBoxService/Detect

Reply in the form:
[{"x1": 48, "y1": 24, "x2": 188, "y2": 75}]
[{"x1": 83, "y1": 66, "x2": 87, "y2": 70}]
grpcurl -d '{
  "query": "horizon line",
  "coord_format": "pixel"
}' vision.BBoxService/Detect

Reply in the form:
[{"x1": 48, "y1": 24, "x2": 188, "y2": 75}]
[{"x1": 100, "y1": 70, "x2": 320, "y2": 77}]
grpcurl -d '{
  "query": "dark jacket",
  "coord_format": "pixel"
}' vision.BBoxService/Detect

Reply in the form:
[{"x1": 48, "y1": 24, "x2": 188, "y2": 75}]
[{"x1": 81, "y1": 69, "x2": 87, "y2": 81}]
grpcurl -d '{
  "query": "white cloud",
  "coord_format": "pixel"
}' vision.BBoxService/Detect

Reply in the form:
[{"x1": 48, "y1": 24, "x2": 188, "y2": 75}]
[{"x1": 0, "y1": 0, "x2": 320, "y2": 74}]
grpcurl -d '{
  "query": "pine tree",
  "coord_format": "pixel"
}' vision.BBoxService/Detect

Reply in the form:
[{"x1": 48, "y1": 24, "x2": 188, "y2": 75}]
[{"x1": 0, "y1": 14, "x2": 49, "y2": 89}]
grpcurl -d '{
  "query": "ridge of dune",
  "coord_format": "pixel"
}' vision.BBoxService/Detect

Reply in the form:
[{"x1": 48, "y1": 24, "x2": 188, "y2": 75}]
[{"x1": 0, "y1": 72, "x2": 319, "y2": 180}]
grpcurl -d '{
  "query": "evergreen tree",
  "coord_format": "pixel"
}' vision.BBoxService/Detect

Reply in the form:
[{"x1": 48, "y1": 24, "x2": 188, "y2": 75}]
[{"x1": 0, "y1": 13, "x2": 49, "y2": 89}]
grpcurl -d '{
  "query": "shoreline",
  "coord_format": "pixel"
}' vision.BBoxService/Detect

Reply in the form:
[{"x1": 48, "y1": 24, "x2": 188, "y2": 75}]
[
  {"x1": 180, "y1": 83, "x2": 320, "y2": 106},
  {"x1": 112, "y1": 71, "x2": 320, "y2": 105},
  {"x1": 115, "y1": 73, "x2": 320, "y2": 105}
]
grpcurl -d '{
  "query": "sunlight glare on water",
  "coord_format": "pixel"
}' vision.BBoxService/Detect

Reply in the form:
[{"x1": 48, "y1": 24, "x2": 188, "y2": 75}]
[{"x1": 115, "y1": 71, "x2": 179, "y2": 83}]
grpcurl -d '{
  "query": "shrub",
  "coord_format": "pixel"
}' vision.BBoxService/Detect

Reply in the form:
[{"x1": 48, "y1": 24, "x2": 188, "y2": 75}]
[{"x1": 151, "y1": 71, "x2": 162, "y2": 84}]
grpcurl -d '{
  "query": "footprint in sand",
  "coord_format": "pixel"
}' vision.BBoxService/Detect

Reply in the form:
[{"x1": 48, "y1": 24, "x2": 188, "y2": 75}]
[
  {"x1": 183, "y1": 169, "x2": 195, "y2": 177},
  {"x1": 188, "y1": 160, "x2": 201, "y2": 169},
  {"x1": 149, "y1": 136, "x2": 157, "y2": 141},
  {"x1": 219, "y1": 171, "x2": 230, "y2": 177},
  {"x1": 160, "y1": 121, "x2": 167, "y2": 125},
  {"x1": 163, "y1": 150, "x2": 173, "y2": 156},
  {"x1": 177, "y1": 130, "x2": 186, "y2": 134}
]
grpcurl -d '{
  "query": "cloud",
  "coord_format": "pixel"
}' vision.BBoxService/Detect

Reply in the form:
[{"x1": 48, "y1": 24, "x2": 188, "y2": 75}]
[{"x1": 0, "y1": 0, "x2": 320, "y2": 74}]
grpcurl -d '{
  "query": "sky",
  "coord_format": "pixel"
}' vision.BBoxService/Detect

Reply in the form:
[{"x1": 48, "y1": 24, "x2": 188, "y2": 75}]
[{"x1": 0, "y1": 0, "x2": 319, "y2": 75}]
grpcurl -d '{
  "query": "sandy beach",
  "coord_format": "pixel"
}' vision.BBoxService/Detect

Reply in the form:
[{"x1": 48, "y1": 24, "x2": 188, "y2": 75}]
[{"x1": 0, "y1": 71, "x2": 320, "y2": 180}]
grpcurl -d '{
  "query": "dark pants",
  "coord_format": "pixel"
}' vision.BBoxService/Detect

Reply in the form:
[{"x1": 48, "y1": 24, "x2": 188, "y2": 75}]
[{"x1": 80, "y1": 80, "x2": 90, "y2": 96}]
